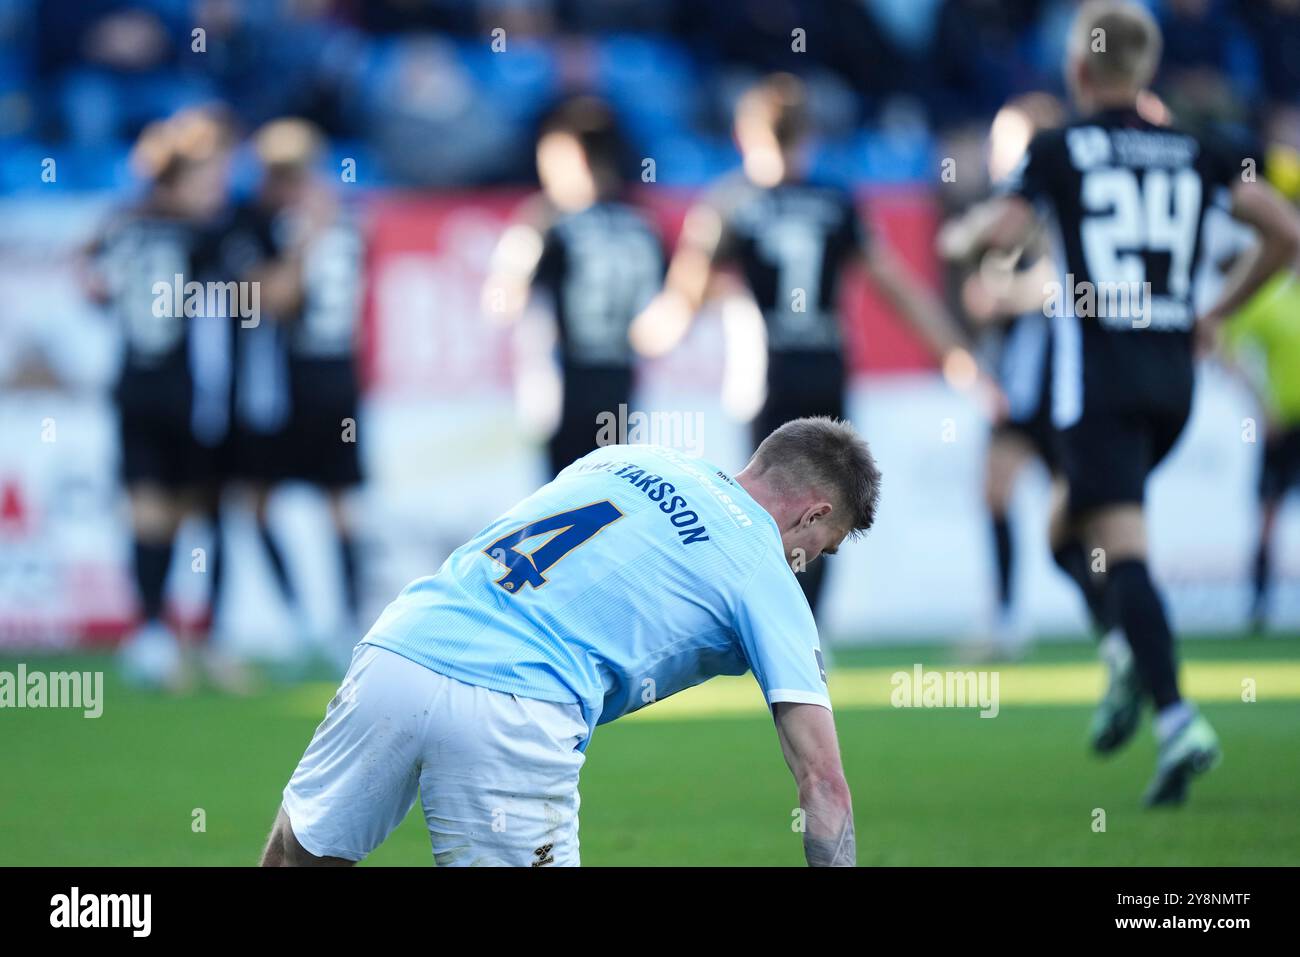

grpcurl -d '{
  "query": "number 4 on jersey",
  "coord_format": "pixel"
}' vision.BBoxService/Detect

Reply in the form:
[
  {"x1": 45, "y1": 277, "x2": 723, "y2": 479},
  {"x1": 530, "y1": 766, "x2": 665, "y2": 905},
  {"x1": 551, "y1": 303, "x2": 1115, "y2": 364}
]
[{"x1": 483, "y1": 500, "x2": 624, "y2": 593}]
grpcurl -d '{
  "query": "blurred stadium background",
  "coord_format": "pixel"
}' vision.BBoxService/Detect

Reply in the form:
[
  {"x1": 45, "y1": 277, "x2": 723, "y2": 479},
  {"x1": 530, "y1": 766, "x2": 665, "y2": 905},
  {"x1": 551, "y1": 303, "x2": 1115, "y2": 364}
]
[{"x1": 1, "y1": 0, "x2": 1298, "y2": 865}]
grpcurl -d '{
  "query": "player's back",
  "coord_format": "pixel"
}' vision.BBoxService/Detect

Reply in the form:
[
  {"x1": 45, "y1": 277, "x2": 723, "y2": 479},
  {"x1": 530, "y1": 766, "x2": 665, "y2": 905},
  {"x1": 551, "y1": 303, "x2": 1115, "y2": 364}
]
[
  {"x1": 97, "y1": 210, "x2": 210, "y2": 376},
  {"x1": 535, "y1": 200, "x2": 663, "y2": 369},
  {"x1": 712, "y1": 175, "x2": 864, "y2": 353},
  {"x1": 361, "y1": 443, "x2": 825, "y2": 744},
  {"x1": 1007, "y1": 109, "x2": 1241, "y2": 419}
]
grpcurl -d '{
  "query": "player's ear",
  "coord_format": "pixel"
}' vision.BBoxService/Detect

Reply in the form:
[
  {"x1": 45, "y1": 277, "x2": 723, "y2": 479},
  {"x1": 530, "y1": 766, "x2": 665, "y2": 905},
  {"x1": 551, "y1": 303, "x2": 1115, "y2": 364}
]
[{"x1": 802, "y1": 502, "x2": 833, "y2": 528}]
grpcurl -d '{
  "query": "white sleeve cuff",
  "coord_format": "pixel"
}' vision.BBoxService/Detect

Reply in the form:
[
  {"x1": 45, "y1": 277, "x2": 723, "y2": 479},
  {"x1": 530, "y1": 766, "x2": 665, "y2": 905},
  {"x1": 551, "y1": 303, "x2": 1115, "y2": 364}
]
[{"x1": 766, "y1": 689, "x2": 832, "y2": 711}]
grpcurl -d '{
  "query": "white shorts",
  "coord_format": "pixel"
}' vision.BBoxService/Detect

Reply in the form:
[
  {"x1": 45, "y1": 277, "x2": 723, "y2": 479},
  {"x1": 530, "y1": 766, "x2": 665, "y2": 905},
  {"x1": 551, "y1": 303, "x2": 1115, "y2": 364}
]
[{"x1": 282, "y1": 644, "x2": 588, "y2": 866}]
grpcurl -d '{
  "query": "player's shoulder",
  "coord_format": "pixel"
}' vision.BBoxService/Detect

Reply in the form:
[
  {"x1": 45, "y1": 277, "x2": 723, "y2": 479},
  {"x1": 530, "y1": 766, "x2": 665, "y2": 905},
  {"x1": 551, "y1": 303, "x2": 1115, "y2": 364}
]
[
  {"x1": 702, "y1": 169, "x2": 759, "y2": 217},
  {"x1": 103, "y1": 202, "x2": 180, "y2": 237},
  {"x1": 1012, "y1": 125, "x2": 1068, "y2": 170},
  {"x1": 781, "y1": 176, "x2": 860, "y2": 219},
  {"x1": 1193, "y1": 125, "x2": 1257, "y2": 182},
  {"x1": 793, "y1": 173, "x2": 856, "y2": 201},
  {"x1": 594, "y1": 198, "x2": 661, "y2": 237}
]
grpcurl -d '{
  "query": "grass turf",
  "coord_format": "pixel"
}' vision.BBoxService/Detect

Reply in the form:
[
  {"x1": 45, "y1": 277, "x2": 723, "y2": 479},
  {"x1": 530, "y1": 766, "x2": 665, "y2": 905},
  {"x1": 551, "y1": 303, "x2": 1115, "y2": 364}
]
[{"x1": 1, "y1": 635, "x2": 1296, "y2": 866}]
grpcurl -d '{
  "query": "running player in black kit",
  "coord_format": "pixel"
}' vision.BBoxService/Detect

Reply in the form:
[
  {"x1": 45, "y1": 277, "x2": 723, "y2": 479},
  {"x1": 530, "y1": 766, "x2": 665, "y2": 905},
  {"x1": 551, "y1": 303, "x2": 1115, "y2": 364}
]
[
  {"x1": 82, "y1": 108, "x2": 238, "y2": 689},
  {"x1": 633, "y1": 73, "x2": 979, "y2": 620},
  {"x1": 941, "y1": 0, "x2": 1300, "y2": 805},
  {"x1": 221, "y1": 118, "x2": 368, "y2": 654},
  {"x1": 484, "y1": 97, "x2": 664, "y2": 477}
]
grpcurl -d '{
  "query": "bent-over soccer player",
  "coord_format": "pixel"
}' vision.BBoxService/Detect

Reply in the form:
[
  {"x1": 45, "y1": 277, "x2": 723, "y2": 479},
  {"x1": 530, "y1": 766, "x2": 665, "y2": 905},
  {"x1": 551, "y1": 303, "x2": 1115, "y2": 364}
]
[{"x1": 261, "y1": 417, "x2": 879, "y2": 866}]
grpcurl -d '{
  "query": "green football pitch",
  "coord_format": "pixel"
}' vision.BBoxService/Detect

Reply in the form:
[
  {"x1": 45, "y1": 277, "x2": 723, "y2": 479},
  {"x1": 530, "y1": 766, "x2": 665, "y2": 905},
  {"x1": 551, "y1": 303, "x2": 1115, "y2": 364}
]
[{"x1": 2, "y1": 635, "x2": 1297, "y2": 866}]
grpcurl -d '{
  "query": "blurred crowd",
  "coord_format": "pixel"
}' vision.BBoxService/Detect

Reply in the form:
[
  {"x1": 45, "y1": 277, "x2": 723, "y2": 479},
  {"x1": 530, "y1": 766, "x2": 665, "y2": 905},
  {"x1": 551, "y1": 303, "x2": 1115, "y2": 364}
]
[{"x1": 2, "y1": 0, "x2": 1297, "y2": 192}]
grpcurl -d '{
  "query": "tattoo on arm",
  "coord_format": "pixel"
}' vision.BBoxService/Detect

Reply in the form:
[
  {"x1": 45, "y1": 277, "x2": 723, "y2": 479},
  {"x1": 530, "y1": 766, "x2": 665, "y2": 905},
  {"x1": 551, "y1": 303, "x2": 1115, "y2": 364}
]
[
  {"x1": 803, "y1": 813, "x2": 855, "y2": 867},
  {"x1": 801, "y1": 778, "x2": 856, "y2": 867}
]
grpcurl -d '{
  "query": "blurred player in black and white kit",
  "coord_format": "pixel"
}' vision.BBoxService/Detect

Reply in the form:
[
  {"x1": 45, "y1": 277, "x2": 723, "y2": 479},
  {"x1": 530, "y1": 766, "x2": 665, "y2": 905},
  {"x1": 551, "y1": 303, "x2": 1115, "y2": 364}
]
[
  {"x1": 82, "y1": 108, "x2": 237, "y2": 688},
  {"x1": 485, "y1": 97, "x2": 664, "y2": 477},
  {"x1": 224, "y1": 118, "x2": 368, "y2": 651},
  {"x1": 962, "y1": 242, "x2": 1066, "y2": 657},
  {"x1": 941, "y1": 1, "x2": 1300, "y2": 804},
  {"x1": 950, "y1": 93, "x2": 1118, "y2": 658},
  {"x1": 634, "y1": 73, "x2": 981, "y2": 622}
]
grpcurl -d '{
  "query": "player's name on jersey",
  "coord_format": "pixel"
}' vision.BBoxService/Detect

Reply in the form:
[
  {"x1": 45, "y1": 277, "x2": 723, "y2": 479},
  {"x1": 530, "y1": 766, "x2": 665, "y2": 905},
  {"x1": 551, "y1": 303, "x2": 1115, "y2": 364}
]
[
  {"x1": 1041, "y1": 273, "x2": 1193, "y2": 330},
  {"x1": 151, "y1": 273, "x2": 261, "y2": 327},
  {"x1": 573, "y1": 457, "x2": 711, "y2": 545},
  {"x1": 1069, "y1": 125, "x2": 1199, "y2": 170}
]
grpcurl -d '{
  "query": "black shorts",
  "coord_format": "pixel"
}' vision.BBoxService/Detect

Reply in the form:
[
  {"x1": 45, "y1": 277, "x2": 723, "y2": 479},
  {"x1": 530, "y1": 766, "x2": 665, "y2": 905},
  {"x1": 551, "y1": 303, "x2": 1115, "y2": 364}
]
[
  {"x1": 116, "y1": 369, "x2": 221, "y2": 489},
  {"x1": 280, "y1": 359, "x2": 363, "y2": 488},
  {"x1": 751, "y1": 352, "x2": 846, "y2": 448},
  {"x1": 1260, "y1": 426, "x2": 1300, "y2": 502},
  {"x1": 549, "y1": 365, "x2": 633, "y2": 476},
  {"x1": 224, "y1": 424, "x2": 292, "y2": 485},
  {"x1": 996, "y1": 313, "x2": 1059, "y2": 471},
  {"x1": 1059, "y1": 402, "x2": 1191, "y2": 518}
]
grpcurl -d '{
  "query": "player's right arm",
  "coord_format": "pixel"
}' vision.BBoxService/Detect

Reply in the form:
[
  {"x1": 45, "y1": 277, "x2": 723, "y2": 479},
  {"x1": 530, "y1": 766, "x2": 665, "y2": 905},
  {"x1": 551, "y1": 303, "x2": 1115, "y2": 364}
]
[
  {"x1": 936, "y1": 195, "x2": 1038, "y2": 264},
  {"x1": 773, "y1": 701, "x2": 855, "y2": 867},
  {"x1": 936, "y1": 128, "x2": 1057, "y2": 266},
  {"x1": 481, "y1": 194, "x2": 556, "y2": 326},
  {"x1": 734, "y1": 551, "x2": 852, "y2": 866}
]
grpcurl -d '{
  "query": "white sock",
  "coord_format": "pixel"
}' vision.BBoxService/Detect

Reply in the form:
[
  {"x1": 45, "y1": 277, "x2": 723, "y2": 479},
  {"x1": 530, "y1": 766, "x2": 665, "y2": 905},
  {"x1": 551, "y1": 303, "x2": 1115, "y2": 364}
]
[
  {"x1": 1155, "y1": 701, "x2": 1194, "y2": 742},
  {"x1": 1099, "y1": 628, "x2": 1131, "y2": 673},
  {"x1": 995, "y1": 605, "x2": 1029, "y2": 654}
]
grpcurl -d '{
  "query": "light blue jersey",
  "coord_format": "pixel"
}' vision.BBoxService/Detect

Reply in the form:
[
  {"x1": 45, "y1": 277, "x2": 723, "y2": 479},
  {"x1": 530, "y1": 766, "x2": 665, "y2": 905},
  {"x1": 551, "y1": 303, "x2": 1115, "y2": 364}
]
[{"x1": 361, "y1": 444, "x2": 830, "y2": 749}]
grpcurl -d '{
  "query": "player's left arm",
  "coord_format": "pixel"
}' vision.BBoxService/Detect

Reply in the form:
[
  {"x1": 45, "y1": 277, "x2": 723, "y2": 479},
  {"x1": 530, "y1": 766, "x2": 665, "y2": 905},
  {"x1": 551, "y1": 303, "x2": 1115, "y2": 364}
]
[
  {"x1": 858, "y1": 237, "x2": 1004, "y2": 418},
  {"x1": 937, "y1": 128, "x2": 1053, "y2": 267},
  {"x1": 629, "y1": 201, "x2": 724, "y2": 358},
  {"x1": 858, "y1": 239, "x2": 982, "y2": 386},
  {"x1": 1201, "y1": 180, "x2": 1300, "y2": 334}
]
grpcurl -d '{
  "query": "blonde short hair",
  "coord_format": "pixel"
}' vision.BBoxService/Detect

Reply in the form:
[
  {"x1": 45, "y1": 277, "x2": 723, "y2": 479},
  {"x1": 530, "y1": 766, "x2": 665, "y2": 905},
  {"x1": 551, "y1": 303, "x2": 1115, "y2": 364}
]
[{"x1": 1070, "y1": 0, "x2": 1163, "y2": 91}]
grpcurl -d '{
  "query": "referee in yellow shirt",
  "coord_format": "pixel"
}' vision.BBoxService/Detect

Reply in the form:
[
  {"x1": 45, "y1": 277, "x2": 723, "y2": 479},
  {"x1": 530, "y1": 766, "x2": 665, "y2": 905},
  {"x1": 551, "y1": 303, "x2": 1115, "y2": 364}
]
[{"x1": 1224, "y1": 268, "x2": 1300, "y2": 632}]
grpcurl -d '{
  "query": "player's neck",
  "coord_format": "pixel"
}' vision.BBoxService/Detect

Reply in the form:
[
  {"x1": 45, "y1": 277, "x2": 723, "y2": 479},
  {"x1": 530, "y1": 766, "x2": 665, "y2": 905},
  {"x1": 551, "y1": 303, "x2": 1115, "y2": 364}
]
[
  {"x1": 734, "y1": 468, "x2": 783, "y2": 528},
  {"x1": 1082, "y1": 88, "x2": 1140, "y2": 116}
]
